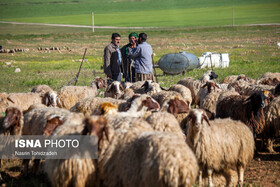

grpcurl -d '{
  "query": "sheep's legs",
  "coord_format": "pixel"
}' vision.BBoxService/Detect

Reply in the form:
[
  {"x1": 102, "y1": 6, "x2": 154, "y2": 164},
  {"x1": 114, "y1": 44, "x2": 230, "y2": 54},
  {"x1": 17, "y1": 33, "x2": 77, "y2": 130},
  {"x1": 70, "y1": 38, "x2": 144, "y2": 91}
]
[
  {"x1": 237, "y1": 166, "x2": 244, "y2": 187},
  {"x1": 207, "y1": 169, "x2": 213, "y2": 187}
]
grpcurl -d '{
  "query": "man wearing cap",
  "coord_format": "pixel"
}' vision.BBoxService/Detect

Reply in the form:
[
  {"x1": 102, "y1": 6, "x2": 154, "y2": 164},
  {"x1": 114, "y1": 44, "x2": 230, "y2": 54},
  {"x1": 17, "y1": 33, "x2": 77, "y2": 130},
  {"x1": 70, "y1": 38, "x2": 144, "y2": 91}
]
[
  {"x1": 130, "y1": 32, "x2": 154, "y2": 82},
  {"x1": 103, "y1": 33, "x2": 122, "y2": 82},
  {"x1": 121, "y1": 32, "x2": 138, "y2": 82}
]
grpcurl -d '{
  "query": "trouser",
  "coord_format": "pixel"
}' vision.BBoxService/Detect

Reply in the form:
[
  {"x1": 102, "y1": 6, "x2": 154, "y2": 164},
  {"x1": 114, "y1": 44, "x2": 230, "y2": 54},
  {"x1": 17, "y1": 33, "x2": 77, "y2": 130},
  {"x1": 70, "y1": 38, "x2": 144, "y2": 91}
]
[{"x1": 135, "y1": 73, "x2": 155, "y2": 82}]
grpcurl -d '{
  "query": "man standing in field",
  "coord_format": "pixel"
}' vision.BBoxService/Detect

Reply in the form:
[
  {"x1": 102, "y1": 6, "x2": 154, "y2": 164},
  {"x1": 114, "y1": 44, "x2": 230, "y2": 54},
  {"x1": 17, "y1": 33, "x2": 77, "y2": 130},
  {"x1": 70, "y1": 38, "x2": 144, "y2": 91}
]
[
  {"x1": 103, "y1": 33, "x2": 122, "y2": 82},
  {"x1": 121, "y1": 32, "x2": 138, "y2": 82},
  {"x1": 130, "y1": 33, "x2": 154, "y2": 81}
]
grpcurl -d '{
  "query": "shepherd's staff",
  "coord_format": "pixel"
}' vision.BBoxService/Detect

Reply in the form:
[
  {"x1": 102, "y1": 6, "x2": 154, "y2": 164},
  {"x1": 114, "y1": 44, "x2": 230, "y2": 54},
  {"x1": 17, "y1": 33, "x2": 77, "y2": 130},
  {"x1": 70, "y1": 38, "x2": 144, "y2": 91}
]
[
  {"x1": 152, "y1": 53, "x2": 158, "y2": 83},
  {"x1": 74, "y1": 48, "x2": 87, "y2": 86}
]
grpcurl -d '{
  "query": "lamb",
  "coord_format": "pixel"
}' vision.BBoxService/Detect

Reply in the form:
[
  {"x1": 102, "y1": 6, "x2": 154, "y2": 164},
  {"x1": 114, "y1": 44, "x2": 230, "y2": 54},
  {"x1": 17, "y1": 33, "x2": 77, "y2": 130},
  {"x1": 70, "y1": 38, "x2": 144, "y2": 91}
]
[
  {"x1": 200, "y1": 70, "x2": 218, "y2": 83},
  {"x1": 185, "y1": 109, "x2": 254, "y2": 187},
  {"x1": 0, "y1": 92, "x2": 9, "y2": 113},
  {"x1": 168, "y1": 84, "x2": 192, "y2": 107},
  {"x1": 90, "y1": 76, "x2": 107, "y2": 89},
  {"x1": 216, "y1": 91, "x2": 269, "y2": 142},
  {"x1": 257, "y1": 72, "x2": 280, "y2": 86},
  {"x1": 177, "y1": 77, "x2": 202, "y2": 105},
  {"x1": 141, "y1": 80, "x2": 162, "y2": 95},
  {"x1": 45, "y1": 115, "x2": 105, "y2": 187},
  {"x1": 129, "y1": 80, "x2": 146, "y2": 94},
  {"x1": 152, "y1": 90, "x2": 183, "y2": 106},
  {"x1": 104, "y1": 81, "x2": 124, "y2": 99},
  {"x1": 263, "y1": 95, "x2": 280, "y2": 152},
  {"x1": 99, "y1": 130, "x2": 199, "y2": 187}
]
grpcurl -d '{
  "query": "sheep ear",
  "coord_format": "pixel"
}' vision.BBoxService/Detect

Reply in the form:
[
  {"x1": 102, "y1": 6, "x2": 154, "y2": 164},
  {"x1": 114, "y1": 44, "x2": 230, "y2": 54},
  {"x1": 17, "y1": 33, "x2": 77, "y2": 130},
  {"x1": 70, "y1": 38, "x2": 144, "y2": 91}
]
[
  {"x1": 202, "y1": 84, "x2": 207, "y2": 88},
  {"x1": 45, "y1": 95, "x2": 50, "y2": 106},
  {"x1": 168, "y1": 102, "x2": 178, "y2": 117},
  {"x1": 7, "y1": 97, "x2": 15, "y2": 104},
  {"x1": 56, "y1": 97, "x2": 62, "y2": 107},
  {"x1": 203, "y1": 113, "x2": 211, "y2": 126},
  {"x1": 119, "y1": 84, "x2": 124, "y2": 91},
  {"x1": 184, "y1": 115, "x2": 192, "y2": 127},
  {"x1": 44, "y1": 115, "x2": 63, "y2": 136}
]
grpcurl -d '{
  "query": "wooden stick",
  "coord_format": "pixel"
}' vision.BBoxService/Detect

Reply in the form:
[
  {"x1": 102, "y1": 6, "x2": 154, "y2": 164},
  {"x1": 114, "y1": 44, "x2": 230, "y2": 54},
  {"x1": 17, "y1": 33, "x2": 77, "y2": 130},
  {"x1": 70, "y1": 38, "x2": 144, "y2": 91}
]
[
  {"x1": 74, "y1": 48, "x2": 87, "y2": 86},
  {"x1": 152, "y1": 54, "x2": 158, "y2": 83}
]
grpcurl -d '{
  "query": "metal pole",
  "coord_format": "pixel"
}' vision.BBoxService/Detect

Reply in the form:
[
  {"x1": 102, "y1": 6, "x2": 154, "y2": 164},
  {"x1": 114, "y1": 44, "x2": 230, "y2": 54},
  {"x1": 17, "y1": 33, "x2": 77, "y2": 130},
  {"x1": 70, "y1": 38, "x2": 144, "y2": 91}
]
[
  {"x1": 92, "y1": 12, "x2": 95, "y2": 32},
  {"x1": 74, "y1": 48, "x2": 87, "y2": 86}
]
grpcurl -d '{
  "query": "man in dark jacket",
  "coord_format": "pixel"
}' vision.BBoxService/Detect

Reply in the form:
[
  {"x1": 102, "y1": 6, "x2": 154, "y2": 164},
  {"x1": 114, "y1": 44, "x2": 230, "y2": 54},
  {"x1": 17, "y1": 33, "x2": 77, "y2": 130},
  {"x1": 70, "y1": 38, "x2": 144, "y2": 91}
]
[
  {"x1": 121, "y1": 32, "x2": 138, "y2": 82},
  {"x1": 103, "y1": 33, "x2": 122, "y2": 82}
]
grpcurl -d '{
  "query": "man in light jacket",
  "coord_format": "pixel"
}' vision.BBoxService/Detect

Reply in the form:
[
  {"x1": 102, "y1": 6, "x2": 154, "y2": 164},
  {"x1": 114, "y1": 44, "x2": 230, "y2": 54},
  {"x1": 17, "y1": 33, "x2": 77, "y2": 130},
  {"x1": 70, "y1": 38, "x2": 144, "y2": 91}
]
[{"x1": 130, "y1": 33, "x2": 154, "y2": 82}]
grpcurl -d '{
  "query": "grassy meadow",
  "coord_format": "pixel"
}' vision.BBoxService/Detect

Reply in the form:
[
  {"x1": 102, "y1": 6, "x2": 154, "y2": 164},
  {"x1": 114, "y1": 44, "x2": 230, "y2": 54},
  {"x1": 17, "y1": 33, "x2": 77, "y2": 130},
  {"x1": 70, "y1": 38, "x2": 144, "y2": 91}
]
[
  {"x1": 0, "y1": 0, "x2": 279, "y2": 27},
  {"x1": 0, "y1": 24, "x2": 279, "y2": 93}
]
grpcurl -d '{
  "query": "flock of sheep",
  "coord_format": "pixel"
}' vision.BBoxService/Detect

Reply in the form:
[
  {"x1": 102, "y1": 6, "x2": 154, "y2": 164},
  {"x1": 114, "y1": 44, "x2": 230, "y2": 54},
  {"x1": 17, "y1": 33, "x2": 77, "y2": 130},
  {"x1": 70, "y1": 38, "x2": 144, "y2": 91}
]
[{"x1": 0, "y1": 70, "x2": 279, "y2": 187}]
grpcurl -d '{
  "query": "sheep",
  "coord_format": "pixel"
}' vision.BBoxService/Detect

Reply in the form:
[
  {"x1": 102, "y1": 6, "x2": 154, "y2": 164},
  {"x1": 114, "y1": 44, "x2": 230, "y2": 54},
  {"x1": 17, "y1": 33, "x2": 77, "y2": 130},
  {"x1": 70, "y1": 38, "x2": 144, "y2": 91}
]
[
  {"x1": 229, "y1": 79, "x2": 274, "y2": 96},
  {"x1": 263, "y1": 95, "x2": 280, "y2": 152},
  {"x1": 200, "y1": 70, "x2": 218, "y2": 83},
  {"x1": 100, "y1": 94, "x2": 160, "y2": 118},
  {"x1": 152, "y1": 90, "x2": 183, "y2": 106},
  {"x1": 5, "y1": 92, "x2": 44, "y2": 112},
  {"x1": 0, "y1": 106, "x2": 23, "y2": 136},
  {"x1": 70, "y1": 96, "x2": 127, "y2": 115},
  {"x1": 129, "y1": 80, "x2": 146, "y2": 94},
  {"x1": 31, "y1": 84, "x2": 53, "y2": 96},
  {"x1": 185, "y1": 109, "x2": 254, "y2": 187},
  {"x1": 177, "y1": 77, "x2": 202, "y2": 105},
  {"x1": 141, "y1": 80, "x2": 162, "y2": 95},
  {"x1": 145, "y1": 111, "x2": 185, "y2": 139},
  {"x1": 119, "y1": 87, "x2": 135, "y2": 100},
  {"x1": 22, "y1": 107, "x2": 78, "y2": 136},
  {"x1": 22, "y1": 106, "x2": 83, "y2": 174},
  {"x1": 45, "y1": 115, "x2": 106, "y2": 187},
  {"x1": 104, "y1": 81, "x2": 124, "y2": 99},
  {"x1": 58, "y1": 86, "x2": 98, "y2": 109},
  {"x1": 0, "y1": 92, "x2": 9, "y2": 113},
  {"x1": 200, "y1": 90, "x2": 240, "y2": 118},
  {"x1": 257, "y1": 72, "x2": 280, "y2": 86},
  {"x1": 221, "y1": 74, "x2": 255, "y2": 84},
  {"x1": 216, "y1": 91, "x2": 269, "y2": 146},
  {"x1": 99, "y1": 130, "x2": 199, "y2": 187},
  {"x1": 168, "y1": 84, "x2": 192, "y2": 107}
]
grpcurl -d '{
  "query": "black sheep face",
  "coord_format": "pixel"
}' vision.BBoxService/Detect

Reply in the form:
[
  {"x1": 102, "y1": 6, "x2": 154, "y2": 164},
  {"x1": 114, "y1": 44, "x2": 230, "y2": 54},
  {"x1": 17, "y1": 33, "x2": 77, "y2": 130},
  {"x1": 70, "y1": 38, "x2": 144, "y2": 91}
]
[{"x1": 209, "y1": 71, "x2": 218, "y2": 80}]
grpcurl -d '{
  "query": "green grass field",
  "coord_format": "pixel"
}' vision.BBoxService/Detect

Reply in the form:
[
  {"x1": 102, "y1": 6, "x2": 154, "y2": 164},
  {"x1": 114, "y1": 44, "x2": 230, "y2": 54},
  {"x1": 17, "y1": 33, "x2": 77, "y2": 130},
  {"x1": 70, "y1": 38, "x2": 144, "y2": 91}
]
[{"x1": 0, "y1": 0, "x2": 279, "y2": 27}]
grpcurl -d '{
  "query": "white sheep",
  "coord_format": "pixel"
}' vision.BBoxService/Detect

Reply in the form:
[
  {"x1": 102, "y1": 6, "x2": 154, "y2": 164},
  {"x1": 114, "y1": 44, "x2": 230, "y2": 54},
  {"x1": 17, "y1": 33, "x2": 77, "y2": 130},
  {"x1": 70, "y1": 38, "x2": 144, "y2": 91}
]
[
  {"x1": 185, "y1": 109, "x2": 254, "y2": 187},
  {"x1": 0, "y1": 106, "x2": 23, "y2": 136},
  {"x1": 45, "y1": 115, "x2": 105, "y2": 187},
  {"x1": 99, "y1": 130, "x2": 198, "y2": 187},
  {"x1": 31, "y1": 84, "x2": 53, "y2": 96},
  {"x1": 221, "y1": 74, "x2": 255, "y2": 84},
  {"x1": 5, "y1": 92, "x2": 44, "y2": 112}
]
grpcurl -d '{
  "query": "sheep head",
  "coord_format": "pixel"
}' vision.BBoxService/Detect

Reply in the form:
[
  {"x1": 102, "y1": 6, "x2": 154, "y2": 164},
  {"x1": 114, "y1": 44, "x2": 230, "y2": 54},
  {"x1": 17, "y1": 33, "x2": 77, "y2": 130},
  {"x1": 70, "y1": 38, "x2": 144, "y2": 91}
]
[
  {"x1": 82, "y1": 116, "x2": 109, "y2": 145},
  {"x1": 2, "y1": 107, "x2": 23, "y2": 135},
  {"x1": 167, "y1": 96, "x2": 190, "y2": 117},
  {"x1": 202, "y1": 81, "x2": 220, "y2": 93},
  {"x1": 141, "y1": 80, "x2": 153, "y2": 92},
  {"x1": 106, "y1": 81, "x2": 124, "y2": 99},
  {"x1": 185, "y1": 109, "x2": 211, "y2": 129},
  {"x1": 100, "y1": 102, "x2": 118, "y2": 116},
  {"x1": 43, "y1": 115, "x2": 64, "y2": 137},
  {"x1": 92, "y1": 77, "x2": 107, "y2": 89},
  {"x1": 45, "y1": 91, "x2": 61, "y2": 107}
]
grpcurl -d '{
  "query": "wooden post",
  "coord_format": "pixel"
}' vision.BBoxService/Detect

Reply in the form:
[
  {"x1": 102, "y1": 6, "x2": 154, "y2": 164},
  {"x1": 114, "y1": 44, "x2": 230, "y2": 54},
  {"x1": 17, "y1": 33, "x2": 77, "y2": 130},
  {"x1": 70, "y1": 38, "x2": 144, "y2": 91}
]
[{"x1": 92, "y1": 12, "x2": 95, "y2": 32}]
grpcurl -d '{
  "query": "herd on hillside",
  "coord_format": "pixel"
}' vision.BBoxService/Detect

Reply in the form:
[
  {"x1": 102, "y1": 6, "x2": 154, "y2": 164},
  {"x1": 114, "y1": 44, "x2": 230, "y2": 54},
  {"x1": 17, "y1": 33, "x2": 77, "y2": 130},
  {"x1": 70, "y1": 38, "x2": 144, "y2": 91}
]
[{"x1": 0, "y1": 71, "x2": 280, "y2": 187}]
